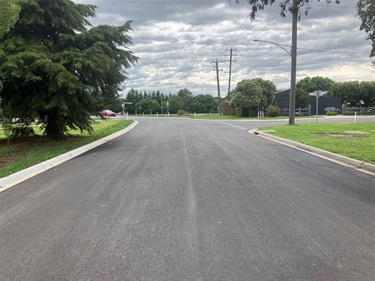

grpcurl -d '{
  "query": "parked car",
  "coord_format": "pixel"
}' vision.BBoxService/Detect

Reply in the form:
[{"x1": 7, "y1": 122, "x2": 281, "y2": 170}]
[{"x1": 100, "y1": 110, "x2": 117, "y2": 117}]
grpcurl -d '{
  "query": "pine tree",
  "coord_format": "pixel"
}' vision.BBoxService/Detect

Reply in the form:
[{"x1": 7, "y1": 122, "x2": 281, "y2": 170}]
[{"x1": 0, "y1": 0, "x2": 138, "y2": 140}]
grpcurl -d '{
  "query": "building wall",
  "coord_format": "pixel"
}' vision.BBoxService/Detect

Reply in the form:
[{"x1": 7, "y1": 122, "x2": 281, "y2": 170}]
[
  {"x1": 309, "y1": 96, "x2": 342, "y2": 115},
  {"x1": 275, "y1": 90, "x2": 342, "y2": 115}
]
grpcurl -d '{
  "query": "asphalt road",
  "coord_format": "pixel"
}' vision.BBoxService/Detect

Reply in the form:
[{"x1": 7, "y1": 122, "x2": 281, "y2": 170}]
[{"x1": 0, "y1": 118, "x2": 374, "y2": 280}]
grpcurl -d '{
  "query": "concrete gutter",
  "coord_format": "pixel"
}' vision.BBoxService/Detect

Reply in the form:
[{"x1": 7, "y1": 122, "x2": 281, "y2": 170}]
[
  {"x1": 250, "y1": 129, "x2": 375, "y2": 175},
  {"x1": 0, "y1": 121, "x2": 138, "y2": 192}
]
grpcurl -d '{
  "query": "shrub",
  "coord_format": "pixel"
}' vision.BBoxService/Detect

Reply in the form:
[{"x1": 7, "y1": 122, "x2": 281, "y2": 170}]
[
  {"x1": 326, "y1": 111, "x2": 338, "y2": 116},
  {"x1": 178, "y1": 110, "x2": 186, "y2": 116},
  {"x1": 325, "y1": 107, "x2": 340, "y2": 116},
  {"x1": 266, "y1": 105, "x2": 280, "y2": 117},
  {"x1": 222, "y1": 100, "x2": 235, "y2": 115}
]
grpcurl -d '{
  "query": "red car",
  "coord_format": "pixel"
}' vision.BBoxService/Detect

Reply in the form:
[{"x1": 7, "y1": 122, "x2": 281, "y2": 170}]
[{"x1": 100, "y1": 110, "x2": 117, "y2": 117}]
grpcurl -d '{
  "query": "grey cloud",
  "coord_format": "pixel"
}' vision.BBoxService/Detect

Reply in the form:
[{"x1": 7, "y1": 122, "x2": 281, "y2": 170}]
[{"x1": 73, "y1": 0, "x2": 372, "y2": 95}]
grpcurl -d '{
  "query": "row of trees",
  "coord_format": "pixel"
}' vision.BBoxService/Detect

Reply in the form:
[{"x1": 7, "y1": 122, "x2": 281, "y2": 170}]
[
  {"x1": 296, "y1": 76, "x2": 375, "y2": 107},
  {"x1": 124, "y1": 78, "x2": 277, "y2": 118},
  {"x1": 219, "y1": 76, "x2": 375, "y2": 117},
  {"x1": 121, "y1": 75, "x2": 375, "y2": 117},
  {"x1": 122, "y1": 88, "x2": 218, "y2": 114}
]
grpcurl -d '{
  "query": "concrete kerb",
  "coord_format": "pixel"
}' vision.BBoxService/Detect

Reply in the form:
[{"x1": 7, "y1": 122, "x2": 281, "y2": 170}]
[
  {"x1": 0, "y1": 120, "x2": 138, "y2": 192},
  {"x1": 249, "y1": 129, "x2": 375, "y2": 175}
]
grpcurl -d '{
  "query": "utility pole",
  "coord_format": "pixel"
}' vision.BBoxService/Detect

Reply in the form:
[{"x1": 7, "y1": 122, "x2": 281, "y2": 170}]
[
  {"x1": 211, "y1": 59, "x2": 225, "y2": 115},
  {"x1": 289, "y1": 0, "x2": 298, "y2": 125},
  {"x1": 215, "y1": 59, "x2": 222, "y2": 115},
  {"x1": 227, "y1": 48, "x2": 233, "y2": 100},
  {"x1": 160, "y1": 95, "x2": 163, "y2": 115}
]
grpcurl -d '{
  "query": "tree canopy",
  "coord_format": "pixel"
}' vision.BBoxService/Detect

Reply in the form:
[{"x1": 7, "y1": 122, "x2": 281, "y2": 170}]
[
  {"x1": 188, "y1": 94, "x2": 218, "y2": 113},
  {"x1": 0, "y1": 0, "x2": 138, "y2": 140},
  {"x1": 167, "y1": 95, "x2": 183, "y2": 114},
  {"x1": 297, "y1": 76, "x2": 335, "y2": 94},
  {"x1": 135, "y1": 98, "x2": 160, "y2": 114},
  {"x1": 0, "y1": 0, "x2": 20, "y2": 39},
  {"x1": 331, "y1": 81, "x2": 375, "y2": 106},
  {"x1": 357, "y1": 0, "x2": 375, "y2": 59},
  {"x1": 177, "y1": 88, "x2": 193, "y2": 111},
  {"x1": 230, "y1": 78, "x2": 275, "y2": 116},
  {"x1": 231, "y1": 0, "x2": 340, "y2": 19}
]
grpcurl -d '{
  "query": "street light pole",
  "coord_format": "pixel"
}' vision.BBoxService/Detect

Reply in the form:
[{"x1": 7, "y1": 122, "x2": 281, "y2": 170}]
[
  {"x1": 290, "y1": 0, "x2": 298, "y2": 125},
  {"x1": 253, "y1": 0, "x2": 298, "y2": 125},
  {"x1": 253, "y1": 40, "x2": 291, "y2": 56},
  {"x1": 215, "y1": 59, "x2": 222, "y2": 115}
]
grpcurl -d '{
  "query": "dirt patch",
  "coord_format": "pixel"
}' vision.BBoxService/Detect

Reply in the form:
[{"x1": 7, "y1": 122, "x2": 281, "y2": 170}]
[
  {"x1": 314, "y1": 134, "x2": 363, "y2": 139},
  {"x1": 345, "y1": 131, "x2": 368, "y2": 134}
]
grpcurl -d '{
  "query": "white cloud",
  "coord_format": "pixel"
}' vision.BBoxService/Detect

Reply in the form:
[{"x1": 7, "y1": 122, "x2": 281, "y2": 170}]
[{"x1": 73, "y1": 0, "x2": 373, "y2": 96}]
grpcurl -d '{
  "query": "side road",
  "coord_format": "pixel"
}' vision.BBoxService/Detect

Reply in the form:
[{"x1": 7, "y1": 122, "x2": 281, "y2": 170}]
[
  {"x1": 1, "y1": 119, "x2": 373, "y2": 193},
  {"x1": 251, "y1": 129, "x2": 375, "y2": 175},
  {"x1": 0, "y1": 121, "x2": 138, "y2": 192}
]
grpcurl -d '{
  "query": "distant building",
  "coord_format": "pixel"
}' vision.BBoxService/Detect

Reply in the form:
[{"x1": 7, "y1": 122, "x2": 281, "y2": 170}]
[
  {"x1": 274, "y1": 89, "x2": 342, "y2": 115},
  {"x1": 274, "y1": 89, "x2": 290, "y2": 109},
  {"x1": 309, "y1": 91, "x2": 342, "y2": 115}
]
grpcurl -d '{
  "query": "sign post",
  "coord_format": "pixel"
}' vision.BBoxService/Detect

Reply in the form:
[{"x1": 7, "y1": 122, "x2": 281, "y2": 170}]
[
  {"x1": 121, "y1": 102, "x2": 133, "y2": 121},
  {"x1": 315, "y1": 91, "x2": 320, "y2": 123}
]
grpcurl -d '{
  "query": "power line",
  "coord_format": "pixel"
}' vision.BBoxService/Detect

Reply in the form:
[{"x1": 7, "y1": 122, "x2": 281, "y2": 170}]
[
  {"x1": 246, "y1": 11, "x2": 279, "y2": 45},
  {"x1": 213, "y1": 13, "x2": 252, "y2": 60}
]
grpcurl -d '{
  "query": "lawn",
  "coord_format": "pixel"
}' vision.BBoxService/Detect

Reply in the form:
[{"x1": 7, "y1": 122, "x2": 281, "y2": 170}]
[
  {"x1": 259, "y1": 122, "x2": 375, "y2": 164},
  {"x1": 0, "y1": 119, "x2": 133, "y2": 178},
  {"x1": 189, "y1": 114, "x2": 289, "y2": 120}
]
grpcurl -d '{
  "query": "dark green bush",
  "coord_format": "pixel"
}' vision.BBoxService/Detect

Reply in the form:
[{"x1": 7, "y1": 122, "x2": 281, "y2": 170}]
[{"x1": 326, "y1": 111, "x2": 338, "y2": 116}]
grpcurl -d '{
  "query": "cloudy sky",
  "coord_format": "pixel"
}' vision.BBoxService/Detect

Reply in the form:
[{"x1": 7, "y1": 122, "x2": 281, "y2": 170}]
[{"x1": 73, "y1": 0, "x2": 373, "y2": 97}]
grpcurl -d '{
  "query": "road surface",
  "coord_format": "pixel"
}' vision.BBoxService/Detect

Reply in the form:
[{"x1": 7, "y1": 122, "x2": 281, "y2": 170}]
[{"x1": 0, "y1": 118, "x2": 374, "y2": 280}]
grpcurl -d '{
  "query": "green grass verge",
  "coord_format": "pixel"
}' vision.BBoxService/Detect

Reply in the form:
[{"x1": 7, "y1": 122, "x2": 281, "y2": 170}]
[
  {"x1": 188, "y1": 114, "x2": 327, "y2": 120},
  {"x1": 189, "y1": 114, "x2": 289, "y2": 120},
  {"x1": 0, "y1": 119, "x2": 133, "y2": 178},
  {"x1": 259, "y1": 122, "x2": 375, "y2": 164}
]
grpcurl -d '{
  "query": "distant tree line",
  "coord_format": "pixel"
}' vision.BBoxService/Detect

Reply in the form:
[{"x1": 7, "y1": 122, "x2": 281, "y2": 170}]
[
  {"x1": 122, "y1": 88, "x2": 218, "y2": 114},
  {"x1": 295, "y1": 76, "x2": 375, "y2": 107},
  {"x1": 221, "y1": 76, "x2": 375, "y2": 117},
  {"x1": 122, "y1": 76, "x2": 375, "y2": 118}
]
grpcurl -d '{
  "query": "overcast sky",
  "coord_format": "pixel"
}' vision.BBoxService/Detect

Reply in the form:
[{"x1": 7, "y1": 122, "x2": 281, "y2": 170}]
[{"x1": 73, "y1": 0, "x2": 373, "y2": 97}]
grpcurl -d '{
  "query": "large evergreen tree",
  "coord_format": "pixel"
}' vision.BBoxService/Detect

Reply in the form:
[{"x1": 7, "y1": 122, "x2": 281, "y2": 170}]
[
  {"x1": 0, "y1": 0, "x2": 138, "y2": 140},
  {"x1": 0, "y1": 0, "x2": 20, "y2": 39},
  {"x1": 357, "y1": 0, "x2": 375, "y2": 60}
]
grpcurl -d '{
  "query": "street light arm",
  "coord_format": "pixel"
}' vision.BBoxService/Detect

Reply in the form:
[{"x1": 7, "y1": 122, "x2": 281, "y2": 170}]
[{"x1": 253, "y1": 39, "x2": 291, "y2": 57}]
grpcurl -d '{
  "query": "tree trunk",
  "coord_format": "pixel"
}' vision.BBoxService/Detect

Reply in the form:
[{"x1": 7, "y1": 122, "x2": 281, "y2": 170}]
[{"x1": 45, "y1": 111, "x2": 66, "y2": 140}]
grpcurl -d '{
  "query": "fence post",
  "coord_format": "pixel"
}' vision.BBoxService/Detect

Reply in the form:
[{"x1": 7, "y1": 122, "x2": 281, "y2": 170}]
[{"x1": 308, "y1": 104, "x2": 311, "y2": 116}]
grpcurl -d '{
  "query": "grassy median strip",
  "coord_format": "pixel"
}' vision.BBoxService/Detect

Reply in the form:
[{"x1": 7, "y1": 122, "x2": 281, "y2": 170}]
[
  {"x1": 259, "y1": 122, "x2": 375, "y2": 165},
  {"x1": 0, "y1": 119, "x2": 133, "y2": 178},
  {"x1": 189, "y1": 114, "x2": 289, "y2": 120}
]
